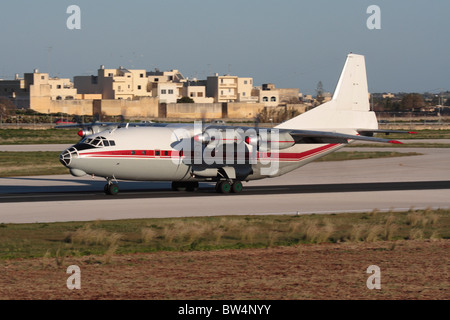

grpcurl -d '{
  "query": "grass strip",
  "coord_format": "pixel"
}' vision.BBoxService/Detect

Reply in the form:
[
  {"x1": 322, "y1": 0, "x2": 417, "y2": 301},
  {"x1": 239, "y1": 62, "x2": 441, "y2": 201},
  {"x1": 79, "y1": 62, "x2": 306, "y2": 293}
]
[
  {"x1": 0, "y1": 129, "x2": 79, "y2": 145},
  {"x1": 0, "y1": 209, "x2": 448, "y2": 261}
]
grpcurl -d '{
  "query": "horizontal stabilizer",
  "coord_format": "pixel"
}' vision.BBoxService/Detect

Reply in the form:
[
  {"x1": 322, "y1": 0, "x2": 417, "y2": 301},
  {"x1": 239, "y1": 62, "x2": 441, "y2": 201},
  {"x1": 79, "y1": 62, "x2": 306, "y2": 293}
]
[
  {"x1": 288, "y1": 129, "x2": 402, "y2": 144},
  {"x1": 358, "y1": 129, "x2": 418, "y2": 136}
]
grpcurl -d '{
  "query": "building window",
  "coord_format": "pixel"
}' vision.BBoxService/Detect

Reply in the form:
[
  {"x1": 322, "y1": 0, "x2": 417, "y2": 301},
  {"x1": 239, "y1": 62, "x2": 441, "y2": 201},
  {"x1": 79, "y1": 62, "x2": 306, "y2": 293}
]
[
  {"x1": 198, "y1": 92, "x2": 203, "y2": 97},
  {"x1": 140, "y1": 74, "x2": 144, "y2": 78},
  {"x1": 243, "y1": 92, "x2": 246, "y2": 96},
  {"x1": 168, "y1": 89, "x2": 174, "y2": 94},
  {"x1": 190, "y1": 92, "x2": 195, "y2": 97},
  {"x1": 263, "y1": 97, "x2": 268, "y2": 102},
  {"x1": 138, "y1": 85, "x2": 142, "y2": 90},
  {"x1": 108, "y1": 73, "x2": 113, "y2": 77},
  {"x1": 57, "y1": 85, "x2": 61, "y2": 89},
  {"x1": 161, "y1": 89, "x2": 167, "y2": 94},
  {"x1": 244, "y1": 80, "x2": 248, "y2": 85},
  {"x1": 271, "y1": 96, "x2": 276, "y2": 102},
  {"x1": 41, "y1": 76, "x2": 45, "y2": 80}
]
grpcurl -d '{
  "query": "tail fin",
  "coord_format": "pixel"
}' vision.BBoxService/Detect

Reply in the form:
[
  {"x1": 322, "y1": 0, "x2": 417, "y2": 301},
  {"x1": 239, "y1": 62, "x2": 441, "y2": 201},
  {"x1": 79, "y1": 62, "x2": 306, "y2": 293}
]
[{"x1": 276, "y1": 53, "x2": 378, "y2": 131}]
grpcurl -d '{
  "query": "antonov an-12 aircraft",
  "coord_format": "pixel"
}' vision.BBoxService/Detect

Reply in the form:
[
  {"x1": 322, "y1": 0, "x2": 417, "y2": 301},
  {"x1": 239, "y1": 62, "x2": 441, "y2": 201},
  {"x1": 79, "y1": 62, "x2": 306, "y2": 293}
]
[{"x1": 59, "y1": 54, "x2": 412, "y2": 195}]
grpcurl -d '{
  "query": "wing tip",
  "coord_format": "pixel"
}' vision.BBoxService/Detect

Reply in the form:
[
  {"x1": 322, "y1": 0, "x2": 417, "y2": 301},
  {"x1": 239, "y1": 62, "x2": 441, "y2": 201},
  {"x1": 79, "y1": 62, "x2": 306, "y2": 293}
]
[{"x1": 388, "y1": 140, "x2": 403, "y2": 144}]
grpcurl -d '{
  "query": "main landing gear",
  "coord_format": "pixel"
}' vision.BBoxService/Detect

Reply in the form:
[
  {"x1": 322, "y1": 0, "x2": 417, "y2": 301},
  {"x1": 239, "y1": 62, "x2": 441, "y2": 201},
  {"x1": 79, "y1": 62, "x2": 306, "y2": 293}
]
[
  {"x1": 171, "y1": 181, "x2": 199, "y2": 192},
  {"x1": 170, "y1": 180, "x2": 244, "y2": 194},
  {"x1": 104, "y1": 179, "x2": 244, "y2": 195},
  {"x1": 215, "y1": 180, "x2": 243, "y2": 194}
]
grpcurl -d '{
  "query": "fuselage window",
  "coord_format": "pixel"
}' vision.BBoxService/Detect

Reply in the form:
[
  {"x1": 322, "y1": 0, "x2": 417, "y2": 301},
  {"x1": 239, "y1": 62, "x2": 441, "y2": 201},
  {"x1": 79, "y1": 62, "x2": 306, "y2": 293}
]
[
  {"x1": 109, "y1": 141, "x2": 115, "y2": 146},
  {"x1": 142, "y1": 150, "x2": 146, "y2": 155},
  {"x1": 164, "y1": 151, "x2": 168, "y2": 156},
  {"x1": 131, "y1": 151, "x2": 135, "y2": 155},
  {"x1": 155, "y1": 151, "x2": 160, "y2": 156}
]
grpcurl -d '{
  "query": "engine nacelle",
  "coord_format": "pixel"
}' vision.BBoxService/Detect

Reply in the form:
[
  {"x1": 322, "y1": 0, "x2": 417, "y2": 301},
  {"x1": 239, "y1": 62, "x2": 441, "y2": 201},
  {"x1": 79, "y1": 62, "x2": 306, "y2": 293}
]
[
  {"x1": 245, "y1": 132, "x2": 295, "y2": 151},
  {"x1": 193, "y1": 132, "x2": 211, "y2": 144},
  {"x1": 77, "y1": 128, "x2": 93, "y2": 138}
]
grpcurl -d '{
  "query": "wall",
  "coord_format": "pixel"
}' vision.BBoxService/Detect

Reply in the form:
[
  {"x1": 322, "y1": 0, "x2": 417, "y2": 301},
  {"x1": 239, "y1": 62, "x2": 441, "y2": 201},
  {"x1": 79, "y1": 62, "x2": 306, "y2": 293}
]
[
  {"x1": 226, "y1": 102, "x2": 264, "y2": 119},
  {"x1": 93, "y1": 97, "x2": 159, "y2": 118},
  {"x1": 30, "y1": 97, "x2": 94, "y2": 115},
  {"x1": 165, "y1": 103, "x2": 223, "y2": 119}
]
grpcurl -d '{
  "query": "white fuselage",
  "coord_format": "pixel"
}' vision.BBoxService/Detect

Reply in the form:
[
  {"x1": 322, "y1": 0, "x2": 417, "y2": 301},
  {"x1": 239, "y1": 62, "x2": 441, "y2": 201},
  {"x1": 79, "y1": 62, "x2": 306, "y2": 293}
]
[{"x1": 60, "y1": 124, "x2": 346, "y2": 182}]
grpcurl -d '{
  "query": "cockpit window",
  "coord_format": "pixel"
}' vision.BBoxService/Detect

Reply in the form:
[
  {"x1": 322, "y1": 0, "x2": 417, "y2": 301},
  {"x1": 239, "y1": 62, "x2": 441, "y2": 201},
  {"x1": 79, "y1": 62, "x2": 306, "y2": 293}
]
[{"x1": 80, "y1": 136, "x2": 116, "y2": 148}]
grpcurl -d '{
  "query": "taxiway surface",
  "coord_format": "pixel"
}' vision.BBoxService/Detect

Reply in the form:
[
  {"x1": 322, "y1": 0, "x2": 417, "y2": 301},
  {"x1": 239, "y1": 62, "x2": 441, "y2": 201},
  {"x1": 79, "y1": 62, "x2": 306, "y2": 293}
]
[{"x1": 0, "y1": 146, "x2": 449, "y2": 224}]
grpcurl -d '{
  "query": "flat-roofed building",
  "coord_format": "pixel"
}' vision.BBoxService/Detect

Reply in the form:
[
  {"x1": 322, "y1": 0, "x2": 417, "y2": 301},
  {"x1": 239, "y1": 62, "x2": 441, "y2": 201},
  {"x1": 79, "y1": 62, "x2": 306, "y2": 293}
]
[
  {"x1": 206, "y1": 74, "x2": 256, "y2": 103},
  {"x1": 74, "y1": 66, "x2": 151, "y2": 100},
  {"x1": 0, "y1": 69, "x2": 78, "y2": 109},
  {"x1": 181, "y1": 80, "x2": 214, "y2": 103}
]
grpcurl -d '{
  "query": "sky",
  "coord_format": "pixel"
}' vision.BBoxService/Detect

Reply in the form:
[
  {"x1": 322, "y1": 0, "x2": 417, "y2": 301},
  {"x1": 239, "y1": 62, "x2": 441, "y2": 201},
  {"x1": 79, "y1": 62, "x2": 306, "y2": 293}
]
[{"x1": 0, "y1": 0, "x2": 449, "y2": 95}]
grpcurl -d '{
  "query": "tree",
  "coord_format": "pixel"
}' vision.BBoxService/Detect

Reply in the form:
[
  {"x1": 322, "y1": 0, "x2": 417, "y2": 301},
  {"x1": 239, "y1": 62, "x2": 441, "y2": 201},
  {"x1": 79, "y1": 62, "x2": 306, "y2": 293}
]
[
  {"x1": 315, "y1": 81, "x2": 325, "y2": 105},
  {"x1": 177, "y1": 96, "x2": 194, "y2": 103},
  {"x1": 400, "y1": 93, "x2": 424, "y2": 111},
  {"x1": 0, "y1": 97, "x2": 15, "y2": 117}
]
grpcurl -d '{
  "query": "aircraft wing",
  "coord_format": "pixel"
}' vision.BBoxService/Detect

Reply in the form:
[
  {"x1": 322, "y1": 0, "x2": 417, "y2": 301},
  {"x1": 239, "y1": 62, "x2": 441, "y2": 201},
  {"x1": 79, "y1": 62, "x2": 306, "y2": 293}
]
[
  {"x1": 203, "y1": 124, "x2": 403, "y2": 144},
  {"x1": 55, "y1": 121, "x2": 157, "y2": 137}
]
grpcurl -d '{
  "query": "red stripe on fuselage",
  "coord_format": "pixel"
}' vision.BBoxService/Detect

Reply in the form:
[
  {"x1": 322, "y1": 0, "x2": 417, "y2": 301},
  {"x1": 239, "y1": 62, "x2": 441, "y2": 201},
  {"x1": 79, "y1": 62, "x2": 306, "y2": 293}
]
[{"x1": 79, "y1": 143, "x2": 339, "y2": 162}]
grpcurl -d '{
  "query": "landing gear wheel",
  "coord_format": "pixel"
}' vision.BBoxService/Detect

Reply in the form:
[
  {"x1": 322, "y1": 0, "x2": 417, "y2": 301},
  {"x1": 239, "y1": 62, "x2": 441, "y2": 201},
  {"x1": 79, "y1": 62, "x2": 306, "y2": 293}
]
[
  {"x1": 217, "y1": 181, "x2": 231, "y2": 194},
  {"x1": 105, "y1": 183, "x2": 119, "y2": 195},
  {"x1": 231, "y1": 180, "x2": 243, "y2": 193},
  {"x1": 172, "y1": 181, "x2": 199, "y2": 192},
  {"x1": 186, "y1": 181, "x2": 199, "y2": 192},
  {"x1": 172, "y1": 181, "x2": 186, "y2": 191}
]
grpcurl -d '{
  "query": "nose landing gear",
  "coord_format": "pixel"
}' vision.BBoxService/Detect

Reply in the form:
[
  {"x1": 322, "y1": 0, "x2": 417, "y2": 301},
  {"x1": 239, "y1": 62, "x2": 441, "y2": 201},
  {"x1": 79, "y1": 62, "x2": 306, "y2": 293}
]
[{"x1": 104, "y1": 178, "x2": 119, "y2": 195}]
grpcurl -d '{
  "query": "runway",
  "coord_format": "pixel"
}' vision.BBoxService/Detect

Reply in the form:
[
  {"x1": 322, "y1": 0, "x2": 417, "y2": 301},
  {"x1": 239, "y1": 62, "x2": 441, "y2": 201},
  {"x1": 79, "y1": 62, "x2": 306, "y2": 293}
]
[{"x1": 0, "y1": 146, "x2": 449, "y2": 224}]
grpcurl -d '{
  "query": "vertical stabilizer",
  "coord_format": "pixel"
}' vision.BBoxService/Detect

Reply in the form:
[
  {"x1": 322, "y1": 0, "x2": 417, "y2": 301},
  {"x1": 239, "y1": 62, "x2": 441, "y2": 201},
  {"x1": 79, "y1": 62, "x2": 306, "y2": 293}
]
[
  {"x1": 332, "y1": 53, "x2": 370, "y2": 112},
  {"x1": 276, "y1": 53, "x2": 378, "y2": 131}
]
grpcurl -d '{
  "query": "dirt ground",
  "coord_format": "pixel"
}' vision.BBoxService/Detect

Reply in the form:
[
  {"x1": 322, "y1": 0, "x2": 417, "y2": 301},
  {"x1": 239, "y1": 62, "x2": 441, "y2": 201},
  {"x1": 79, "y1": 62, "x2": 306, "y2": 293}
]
[{"x1": 0, "y1": 239, "x2": 448, "y2": 300}]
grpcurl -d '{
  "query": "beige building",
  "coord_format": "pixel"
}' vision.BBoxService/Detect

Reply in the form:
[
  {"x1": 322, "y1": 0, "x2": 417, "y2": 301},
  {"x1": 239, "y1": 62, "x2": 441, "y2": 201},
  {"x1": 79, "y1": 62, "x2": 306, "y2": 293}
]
[
  {"x1": 181, "y1": 80, "x2": 214, "y2": 103},
  {"x1": 0, "y1": 69, "x2": 78, "y2": 110},
  {"x1": 206, "y1": 74, "x2": 257, "y2": 103},
  {"x1": 152, "y1": 82, "x2": 180, "y2": 103},
  {"x1": 254, "y1": 83, "x2": 301, "y2": 107},
  {"x1": 75, "y1": 67, "x2": 190, "y2": 103},
  {"x1": 1, "y1": 65, "x2": 302, "y2": 120},
  {"x1": 74, "y1": 66, "x2": 151, "y2": 100}
]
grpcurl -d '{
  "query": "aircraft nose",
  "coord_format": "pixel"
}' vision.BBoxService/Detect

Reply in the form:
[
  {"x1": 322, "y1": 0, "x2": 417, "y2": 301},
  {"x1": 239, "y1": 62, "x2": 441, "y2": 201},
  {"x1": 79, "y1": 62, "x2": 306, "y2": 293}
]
[{"x1": 59, "y1": 147, "x2": 78, "y2": 167}]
